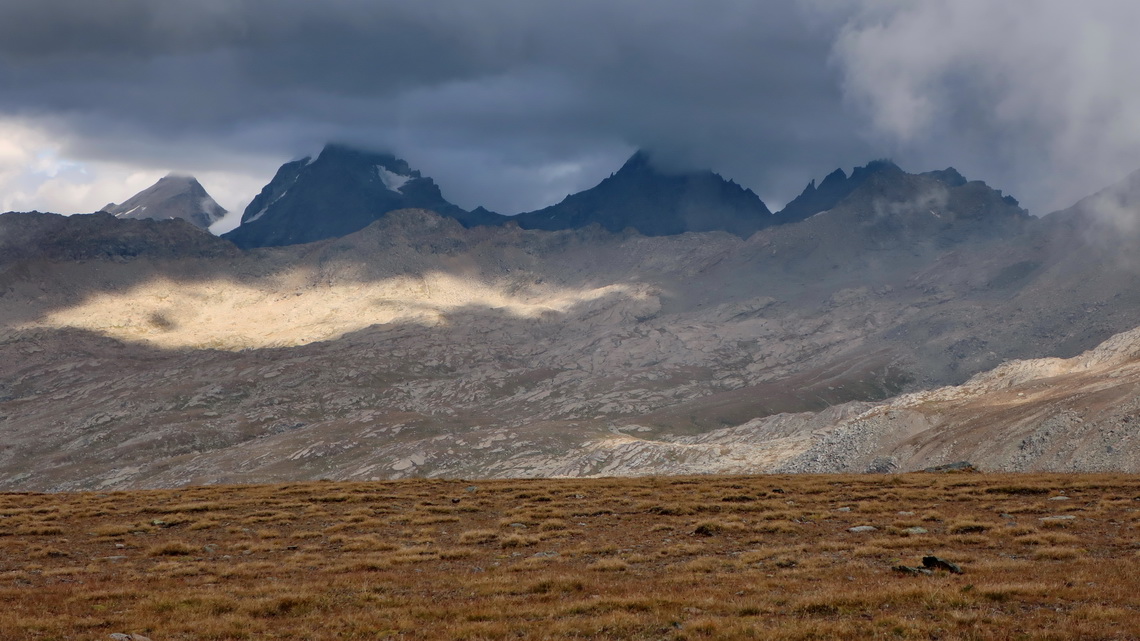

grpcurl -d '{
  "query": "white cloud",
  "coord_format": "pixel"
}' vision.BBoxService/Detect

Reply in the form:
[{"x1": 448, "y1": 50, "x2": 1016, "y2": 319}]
[
  {"x1": 832, "y1": 0, "x2": 1140, "y2": 213},
  {"x1": 0, "y1": 118, "x2": 148, "y2": 213},
  {"x1": 0, "y1": 117, "x2": 271, "y2": 226}
]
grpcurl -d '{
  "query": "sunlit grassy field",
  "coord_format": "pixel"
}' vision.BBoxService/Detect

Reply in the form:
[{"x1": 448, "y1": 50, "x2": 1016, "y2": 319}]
[{"x1": 3, "y1": 473, "x2": 1140, "y2": 640}]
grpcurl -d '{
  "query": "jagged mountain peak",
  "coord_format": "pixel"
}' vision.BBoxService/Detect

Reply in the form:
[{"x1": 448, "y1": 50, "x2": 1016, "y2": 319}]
[
  {"x1": 854, "y1": 158, "x2": 901, "y2": 176},
  {"x1": 610, "y1": 149, "x2": 745, "y2": 184},
  {"x1": 511, "y1": 149, "x2": 772, "y2": 237},
  {"x1": 222, "y1": 143, "x2": 502, "y2": 249},
  {"x1": 310, "y1": 143, "x2": 416, "y2": 175},
  {"x1": 776, "y1": 160, "x2": 902, "y2": 224},
  {"x1": 290, "y1": 144, "x2": 423, "y2": 189},
  {"x1": 100, "y1": 173, "x2": 226, "y2": 230},
  {"x1": 920, "y1": 167, "x2": 968, "y2": 188},
  {"x1": 611, "y1": 149, "x2": 668, "y2": 175}
]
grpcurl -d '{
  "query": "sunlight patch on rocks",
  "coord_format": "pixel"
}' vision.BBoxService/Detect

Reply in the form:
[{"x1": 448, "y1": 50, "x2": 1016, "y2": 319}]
[{"x1": 23, "y1": 271, "x2": 648, "y2": 350}]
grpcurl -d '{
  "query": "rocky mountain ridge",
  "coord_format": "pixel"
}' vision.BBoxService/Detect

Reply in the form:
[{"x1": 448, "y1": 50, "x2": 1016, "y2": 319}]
[
  {"x1": 3, "y1": 152, "x2": 1140, "y2": 489},
  {"x1": 217, "y1": 143, "x2": 1027, "y2": 250},
  {"x1": 0, "y1": 211, "x2": 236, "y2": 267}
]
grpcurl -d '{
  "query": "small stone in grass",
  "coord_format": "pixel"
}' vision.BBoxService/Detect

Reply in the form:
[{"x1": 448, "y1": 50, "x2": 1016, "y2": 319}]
[
  {"x1": 922, "y1": 555, "x2": 963, "y2": 574},
  {"x1": 893, "y1": 565, "x2": 932, "y2": 576}
]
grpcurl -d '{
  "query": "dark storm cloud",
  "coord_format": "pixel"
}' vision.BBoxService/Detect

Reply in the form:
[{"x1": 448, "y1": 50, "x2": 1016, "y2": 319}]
[
  {"x1": 7, "y1": 1, "x2": 1137, "y2": 218},
  {"x1": 0, "y1": 0, "x2": 877, "y2": 213}
]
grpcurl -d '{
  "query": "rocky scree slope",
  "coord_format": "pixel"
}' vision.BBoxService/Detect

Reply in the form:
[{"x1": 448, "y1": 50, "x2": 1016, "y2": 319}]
[{"x1": 490, "y1": 321, "x2": 1140, "y2": 477}]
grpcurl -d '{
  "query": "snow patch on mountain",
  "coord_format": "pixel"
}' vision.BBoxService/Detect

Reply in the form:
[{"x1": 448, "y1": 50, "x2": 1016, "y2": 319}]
[
  {"x1": 377, "y1": 166, "x2": 411, "y2": 192},
  {"x1": 246, "y1": 189, "x2": 289, "y2": 224}
]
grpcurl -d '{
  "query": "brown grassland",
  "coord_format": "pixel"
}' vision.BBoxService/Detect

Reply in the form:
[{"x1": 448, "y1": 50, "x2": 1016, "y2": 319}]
[{"x1": 2, "y1": 473, "x2": 1140, "y2": 640}]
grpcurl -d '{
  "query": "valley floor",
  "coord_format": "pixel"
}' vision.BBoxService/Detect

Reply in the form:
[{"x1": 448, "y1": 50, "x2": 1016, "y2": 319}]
[{"x1": 2, "y1": 473, "x2": 1139, "y2": 640}]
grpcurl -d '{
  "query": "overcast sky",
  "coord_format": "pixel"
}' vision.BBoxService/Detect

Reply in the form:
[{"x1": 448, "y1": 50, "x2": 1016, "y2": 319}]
[{"x1": 2, "y1": 1, "x2": 1140, "y2": 229}]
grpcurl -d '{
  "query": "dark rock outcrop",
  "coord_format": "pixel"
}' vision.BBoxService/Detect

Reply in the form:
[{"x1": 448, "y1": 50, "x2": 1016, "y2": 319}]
[{"x1": 922, "y1": 556, "x2": 963, "y2": 574}]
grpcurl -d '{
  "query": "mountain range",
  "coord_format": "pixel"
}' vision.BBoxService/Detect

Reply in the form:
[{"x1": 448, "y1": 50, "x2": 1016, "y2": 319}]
[
  {"x1": 3, "y1": 144, "x2": 1140, "y2": 490},
  {"x1": 102, "y1": 143, "x2": 1024, "y2": 250},
  {"x1": 220, "y1": 144, "x2": 907, "y2": 248}
]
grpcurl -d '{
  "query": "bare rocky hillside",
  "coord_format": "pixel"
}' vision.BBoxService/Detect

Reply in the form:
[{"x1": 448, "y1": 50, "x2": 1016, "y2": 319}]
[{"x1": 4, "y1": 166, "x2": 1140, "y2": 489}]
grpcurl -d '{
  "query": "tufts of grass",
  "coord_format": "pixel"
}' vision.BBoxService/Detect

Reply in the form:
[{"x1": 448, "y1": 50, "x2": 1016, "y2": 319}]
[
  {"x1": 337, "y1": 535, "x2": 399, "y2": 552},
  {"x1": 158, "y1": 501, "x2": 225, "y2": 514},
  {"x1": 410, "y1": 515, "x2": 460, "y2": 525},
  {"x1": 187, "y1": 518, "x2": 221, "y2": 531},
  {"x1": 692, "y1": 519, "x2": 748, "y2": 536},
  {"x1": 501, "y1": 534, "x2": 541, "y2": 548},
  {"x1": 589, "y1": 558, "x2": 629, "y2": 572},
  {"x1": 90, "y1": 524, "x2": 133, "y2": 537},
  {"x1": 947, "y1": 520, "x2": 992, "y2": 534},
  {"x1": 4, "y1": 473, "x2": 1140, "y2": 640},
  {"x1": 15, "y1": 524, "x2": 65, "y2": 536},
  {"x1": 458, "y1": 530, "x2": 498, "y2": 545},
  {"x1": 538, "y1": 518, "x2": 569, "y2": 532},
  {"x1": 1032, "y1": 546, "x2": 1082, "y2": 560},
  {"x1": 29, "y1": 546, "x2": 70, "y2": 559},
  {"x1": 438, "y1": 547, "x2": 478, "y2": 560},
  {"x1": 147, "y1": 541, "x2": 198, "y2": 557}
]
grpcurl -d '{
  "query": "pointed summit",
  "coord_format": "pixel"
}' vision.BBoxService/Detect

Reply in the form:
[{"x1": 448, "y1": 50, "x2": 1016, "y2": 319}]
[
  {"x1": 511, "y1": 150, "x2": 773, "y2": 237},
  {"x1": 222, "y1": 144, "x2": 504, "y2": 249},
  {"x1": 100, "y1": 173, "x2": 226, "y2": 230}
]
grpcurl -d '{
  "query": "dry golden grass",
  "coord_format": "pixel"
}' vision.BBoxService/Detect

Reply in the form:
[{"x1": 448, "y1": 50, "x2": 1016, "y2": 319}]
[{"x1": 2, "y1": 473, "x2": 1140, "y2": 640}]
